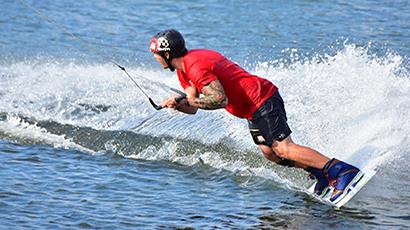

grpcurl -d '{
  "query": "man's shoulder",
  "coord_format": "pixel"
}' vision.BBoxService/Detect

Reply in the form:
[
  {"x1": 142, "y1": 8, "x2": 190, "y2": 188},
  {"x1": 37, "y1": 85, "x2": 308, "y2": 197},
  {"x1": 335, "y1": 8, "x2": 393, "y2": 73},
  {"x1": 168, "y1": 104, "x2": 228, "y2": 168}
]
[
  {"x1": 187, "y1": 48, "x2": 219, "y2": 54},
  {"x1": 184, "y1": 49, "x2": 224, "y2": 72},
  {"x1": 185, "y1": 49, "x2": 223, "y2": 61}
]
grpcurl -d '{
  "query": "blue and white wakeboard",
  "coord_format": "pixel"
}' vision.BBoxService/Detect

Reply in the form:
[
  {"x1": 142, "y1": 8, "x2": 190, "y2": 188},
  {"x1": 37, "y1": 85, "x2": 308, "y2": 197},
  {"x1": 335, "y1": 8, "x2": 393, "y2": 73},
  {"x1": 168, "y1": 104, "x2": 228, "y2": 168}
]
[{"x1": 308, "y1": 170, "x2": 376, "y2": 208}]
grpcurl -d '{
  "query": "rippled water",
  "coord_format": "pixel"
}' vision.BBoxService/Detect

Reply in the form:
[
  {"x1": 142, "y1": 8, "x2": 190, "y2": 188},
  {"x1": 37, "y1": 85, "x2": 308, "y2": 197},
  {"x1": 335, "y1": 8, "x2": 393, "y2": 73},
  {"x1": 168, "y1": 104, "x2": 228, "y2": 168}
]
[{"x1": 1, "y1": 0, "x2": 410, "y2": 229}]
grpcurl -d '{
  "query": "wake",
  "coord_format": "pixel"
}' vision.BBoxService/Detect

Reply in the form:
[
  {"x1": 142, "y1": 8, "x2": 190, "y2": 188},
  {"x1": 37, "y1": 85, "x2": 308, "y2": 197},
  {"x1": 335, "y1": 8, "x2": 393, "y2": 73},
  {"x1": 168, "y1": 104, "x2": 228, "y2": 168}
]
[{"x1": 0, "y1": 44, "x2": 409, "y2": 186}]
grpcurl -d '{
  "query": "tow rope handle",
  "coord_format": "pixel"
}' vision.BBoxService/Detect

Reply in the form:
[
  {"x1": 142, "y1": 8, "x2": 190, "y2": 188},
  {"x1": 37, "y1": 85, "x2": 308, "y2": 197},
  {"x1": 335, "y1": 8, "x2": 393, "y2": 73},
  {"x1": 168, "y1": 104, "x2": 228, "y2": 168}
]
[{"x1": 150, "y1": 88, "x2": 187, "y2": 111}]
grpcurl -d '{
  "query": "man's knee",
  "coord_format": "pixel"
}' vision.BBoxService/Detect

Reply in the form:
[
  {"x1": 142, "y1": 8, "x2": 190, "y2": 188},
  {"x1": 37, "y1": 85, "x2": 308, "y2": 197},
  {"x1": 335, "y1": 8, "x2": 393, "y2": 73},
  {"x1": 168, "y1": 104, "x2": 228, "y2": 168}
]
[
  {"x1": 259, "y1": 145, "x2": 279, "y2": 162},
  {"x1": 258, "y1": 145, "x2": 293, "y2": 166},
  {"x1": 271, "y1": 141, "x2": 292, "y2": 159}
]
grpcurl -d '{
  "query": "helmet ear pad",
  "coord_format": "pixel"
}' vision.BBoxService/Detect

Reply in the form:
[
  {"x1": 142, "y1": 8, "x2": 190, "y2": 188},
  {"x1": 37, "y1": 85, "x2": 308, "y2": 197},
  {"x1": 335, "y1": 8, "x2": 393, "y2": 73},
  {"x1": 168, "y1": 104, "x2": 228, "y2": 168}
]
[{"x1": 158, "y1": 51, "x2": 175, "y2": 72}]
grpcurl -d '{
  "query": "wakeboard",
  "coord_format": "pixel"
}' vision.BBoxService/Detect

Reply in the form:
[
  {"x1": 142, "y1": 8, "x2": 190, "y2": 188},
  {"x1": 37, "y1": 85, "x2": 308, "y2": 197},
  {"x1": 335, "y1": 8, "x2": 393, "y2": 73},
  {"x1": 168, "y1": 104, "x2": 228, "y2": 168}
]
[{"x1": 308, "y1": 169, "x2": 376, "y2": 208}]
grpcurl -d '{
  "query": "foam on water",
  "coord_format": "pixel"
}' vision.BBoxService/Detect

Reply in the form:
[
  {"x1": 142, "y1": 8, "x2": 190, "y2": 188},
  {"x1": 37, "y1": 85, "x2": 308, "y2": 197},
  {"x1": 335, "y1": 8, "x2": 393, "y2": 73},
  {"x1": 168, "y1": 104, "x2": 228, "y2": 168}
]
[
  {"x1": 1, "y1": 45, "x2": 409, "y2": 178},
  {"x1": 255, "y1": 45, "x2": 410, "y2": 172},
  {"x1": 0, "y1": 113, "x2": 93, "y2": 154}
]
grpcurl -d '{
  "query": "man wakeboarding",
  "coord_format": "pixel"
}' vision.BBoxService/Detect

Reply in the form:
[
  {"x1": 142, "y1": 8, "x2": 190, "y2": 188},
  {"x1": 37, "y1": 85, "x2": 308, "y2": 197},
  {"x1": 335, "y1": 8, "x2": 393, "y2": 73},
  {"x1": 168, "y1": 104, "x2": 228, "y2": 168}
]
[{"x1": 149, "y1": 29, "x2": 361, "y2": 202}]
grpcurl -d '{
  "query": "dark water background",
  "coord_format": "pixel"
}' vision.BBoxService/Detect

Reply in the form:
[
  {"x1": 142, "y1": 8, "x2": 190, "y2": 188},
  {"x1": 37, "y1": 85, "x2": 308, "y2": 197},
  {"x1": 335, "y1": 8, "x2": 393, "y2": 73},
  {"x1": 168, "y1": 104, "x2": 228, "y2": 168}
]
[{"x1": 1, "y1": 0, "x2": 410, "y2": 229}]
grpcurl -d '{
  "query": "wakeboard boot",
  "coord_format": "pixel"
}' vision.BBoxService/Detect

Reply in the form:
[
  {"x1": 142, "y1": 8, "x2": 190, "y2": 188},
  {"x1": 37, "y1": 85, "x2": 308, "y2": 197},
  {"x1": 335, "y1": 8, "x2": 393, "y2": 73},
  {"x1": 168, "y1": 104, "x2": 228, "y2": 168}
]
[
  {"x1": 322, "y1": 158, "x2": 361, "y2": 202},
  {"x1": 305, "y1": 167, "x2": 329, "y2": 195}
]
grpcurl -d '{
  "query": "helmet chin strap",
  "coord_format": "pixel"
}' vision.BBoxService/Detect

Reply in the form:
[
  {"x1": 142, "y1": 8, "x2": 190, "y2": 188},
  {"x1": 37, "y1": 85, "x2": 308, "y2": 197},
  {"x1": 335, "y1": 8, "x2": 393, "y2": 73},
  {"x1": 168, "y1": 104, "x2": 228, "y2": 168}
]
[{"x1": 166, "y1": 59, "x2": 175, "y2": 72}]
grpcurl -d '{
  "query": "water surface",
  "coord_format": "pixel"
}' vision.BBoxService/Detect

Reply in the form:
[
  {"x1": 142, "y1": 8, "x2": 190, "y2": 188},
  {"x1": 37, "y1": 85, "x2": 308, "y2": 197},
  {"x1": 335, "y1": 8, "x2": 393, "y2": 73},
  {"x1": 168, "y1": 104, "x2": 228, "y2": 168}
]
[{"x1": 1, "y1": 0, "x2": 409, "y2": 229}]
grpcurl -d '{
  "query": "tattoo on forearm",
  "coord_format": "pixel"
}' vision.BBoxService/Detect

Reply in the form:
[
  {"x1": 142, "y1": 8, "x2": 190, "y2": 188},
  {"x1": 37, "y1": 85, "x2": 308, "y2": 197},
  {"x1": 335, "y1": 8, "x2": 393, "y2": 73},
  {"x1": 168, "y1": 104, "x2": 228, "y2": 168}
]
[{"x1": 191, "y1": 81, "x2": 227, "y2": 110}]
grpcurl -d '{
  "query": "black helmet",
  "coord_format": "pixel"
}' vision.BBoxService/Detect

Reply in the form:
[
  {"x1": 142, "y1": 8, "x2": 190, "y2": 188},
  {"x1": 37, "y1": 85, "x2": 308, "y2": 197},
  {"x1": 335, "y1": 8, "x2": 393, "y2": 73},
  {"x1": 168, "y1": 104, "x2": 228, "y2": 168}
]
[{"x1": 150, "y1": 29, "x2": 188, "y2": 71}]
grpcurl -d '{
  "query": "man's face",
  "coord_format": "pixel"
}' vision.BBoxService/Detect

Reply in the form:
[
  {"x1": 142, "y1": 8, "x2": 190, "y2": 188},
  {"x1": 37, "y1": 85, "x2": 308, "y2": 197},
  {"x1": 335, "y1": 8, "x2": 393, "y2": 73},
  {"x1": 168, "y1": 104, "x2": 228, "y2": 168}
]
[{"x1": 153, "y1": 53, "x2": 169, "y2": 69}]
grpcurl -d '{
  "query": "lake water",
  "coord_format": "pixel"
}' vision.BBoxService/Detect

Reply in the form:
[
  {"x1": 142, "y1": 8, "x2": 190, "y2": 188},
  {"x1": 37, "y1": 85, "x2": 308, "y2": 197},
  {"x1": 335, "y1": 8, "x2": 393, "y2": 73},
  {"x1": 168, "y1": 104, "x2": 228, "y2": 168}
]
[{"x1": 1, "y1": 0, "x2": 410, "y2": 229}]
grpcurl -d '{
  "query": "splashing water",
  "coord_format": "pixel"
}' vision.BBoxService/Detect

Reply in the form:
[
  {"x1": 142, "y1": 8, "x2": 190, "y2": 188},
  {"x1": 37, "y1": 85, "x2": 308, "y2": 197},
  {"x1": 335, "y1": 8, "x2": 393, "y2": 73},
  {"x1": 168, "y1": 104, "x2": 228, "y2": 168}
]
[{"x1": 1, "y1": 44, "x2": 409, "y2": 177}]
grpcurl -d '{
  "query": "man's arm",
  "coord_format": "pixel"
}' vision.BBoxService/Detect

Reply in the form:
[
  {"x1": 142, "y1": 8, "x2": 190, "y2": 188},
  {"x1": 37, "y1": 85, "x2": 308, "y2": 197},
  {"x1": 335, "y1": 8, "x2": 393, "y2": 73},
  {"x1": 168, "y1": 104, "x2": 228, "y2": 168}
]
[
  {"x1": 161, "y1": 79, "x2": 227, "y2": 113},
  {"x1": 186, "y1": 80, "x2": 228, "y2": 110},
  {"x1": 161, "y1": 85, "x2": 199, "y2": 114},
  {"x1": 175, "y1": 86, "x2": 199, "y2": 114}
]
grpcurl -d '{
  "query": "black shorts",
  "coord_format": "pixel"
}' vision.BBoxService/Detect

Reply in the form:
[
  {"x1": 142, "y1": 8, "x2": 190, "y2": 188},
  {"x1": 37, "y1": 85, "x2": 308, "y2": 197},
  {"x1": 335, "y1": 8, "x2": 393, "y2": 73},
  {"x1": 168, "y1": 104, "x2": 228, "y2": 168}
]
[{"x1": 248, "y1": 91, "x2": 292, "y2": 146}]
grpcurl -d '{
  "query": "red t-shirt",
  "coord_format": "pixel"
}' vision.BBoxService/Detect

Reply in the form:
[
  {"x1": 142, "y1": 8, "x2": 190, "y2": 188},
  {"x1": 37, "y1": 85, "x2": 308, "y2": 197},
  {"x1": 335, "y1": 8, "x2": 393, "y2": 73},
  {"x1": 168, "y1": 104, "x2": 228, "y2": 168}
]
[{"x1": 177, "y1": 49, "x2": 278, "y2": 119}]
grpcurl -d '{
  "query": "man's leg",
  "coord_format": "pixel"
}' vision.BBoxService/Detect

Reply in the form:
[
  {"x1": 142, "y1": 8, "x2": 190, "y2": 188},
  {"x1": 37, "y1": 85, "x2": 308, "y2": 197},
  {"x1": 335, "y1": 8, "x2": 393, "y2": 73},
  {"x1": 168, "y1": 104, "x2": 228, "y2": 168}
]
[
  {"x1": 270, "y1": 136, "x2": 361, "y2": 200},
  {"x1": 258, "y1": 144, "x2": 308, "y2": 168},
  {"x1": 250, "y1": 91, "x2": 360, "y2": 199},
  {"x1": 258, "y1": 142, "x2": 330, "y2": 195},
  {"x1": 271, "y1": 135, "x2": 329, "y2": 169}
]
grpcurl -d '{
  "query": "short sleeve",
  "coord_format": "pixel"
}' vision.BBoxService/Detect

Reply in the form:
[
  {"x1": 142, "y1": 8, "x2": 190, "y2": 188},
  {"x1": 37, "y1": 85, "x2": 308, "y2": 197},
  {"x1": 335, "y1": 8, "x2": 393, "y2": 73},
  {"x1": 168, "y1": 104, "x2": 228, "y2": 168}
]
[
  {"x1": 188, "y1": 65, "x2": 218, "y2": 92},
  {"x1": 177, "y1": 69, "x2": 192, "y2": 89}
]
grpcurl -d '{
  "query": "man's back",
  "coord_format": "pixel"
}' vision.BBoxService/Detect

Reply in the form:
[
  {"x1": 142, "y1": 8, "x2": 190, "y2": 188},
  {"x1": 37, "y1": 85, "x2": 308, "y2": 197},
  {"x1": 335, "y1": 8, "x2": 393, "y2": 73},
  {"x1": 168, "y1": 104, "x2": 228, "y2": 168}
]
[{"x1": 177, "y1": 49, "x2": 277, "y2": 119}]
